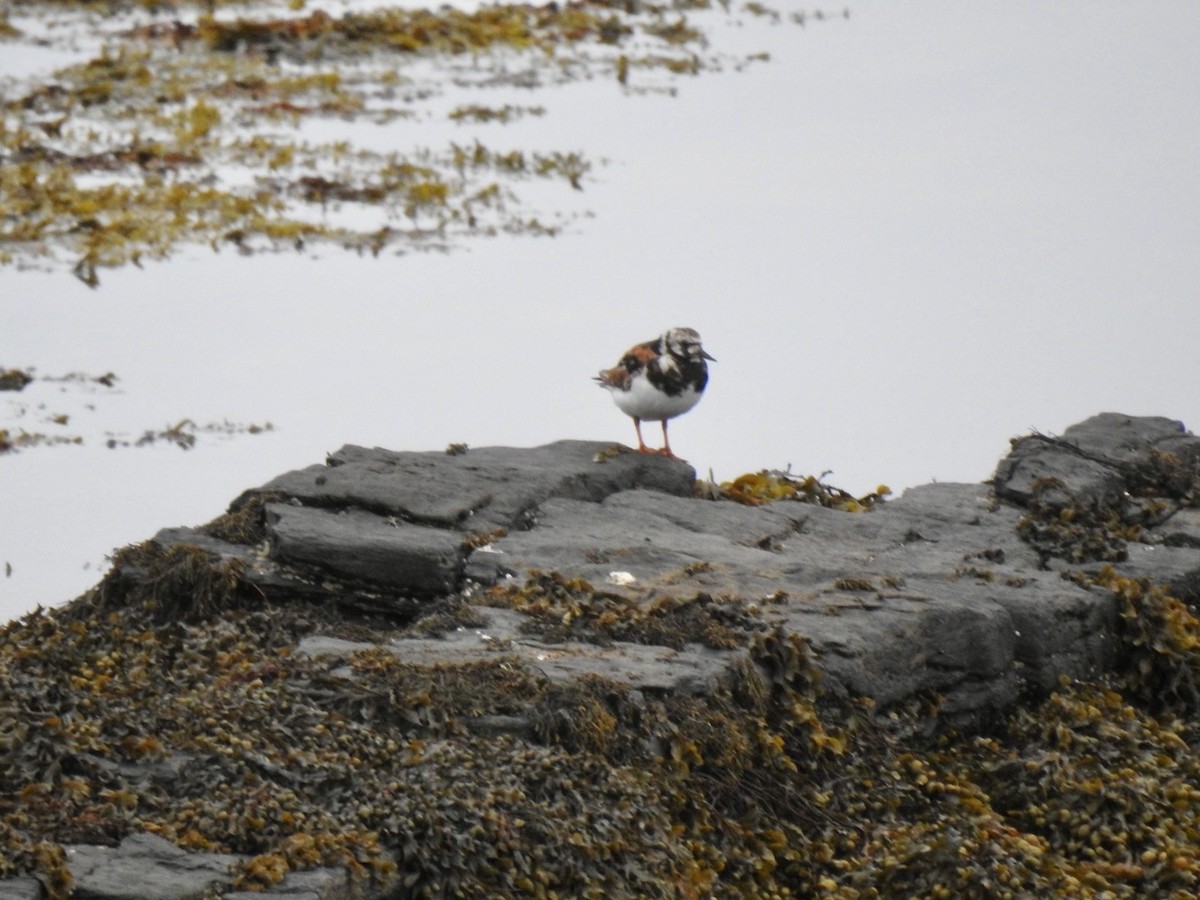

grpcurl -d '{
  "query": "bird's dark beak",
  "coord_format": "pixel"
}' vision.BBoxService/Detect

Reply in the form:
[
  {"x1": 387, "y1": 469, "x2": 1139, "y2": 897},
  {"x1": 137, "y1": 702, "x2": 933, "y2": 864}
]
[{"x1": 702, "y1": 349, "x2": 716, "y2": 362}]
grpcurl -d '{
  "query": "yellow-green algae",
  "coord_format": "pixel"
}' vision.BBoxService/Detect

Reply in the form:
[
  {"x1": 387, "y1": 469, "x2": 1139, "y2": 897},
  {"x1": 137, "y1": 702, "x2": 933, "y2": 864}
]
[{"x1": 0, "y1": 0, "x2": 809, "y2": 283}]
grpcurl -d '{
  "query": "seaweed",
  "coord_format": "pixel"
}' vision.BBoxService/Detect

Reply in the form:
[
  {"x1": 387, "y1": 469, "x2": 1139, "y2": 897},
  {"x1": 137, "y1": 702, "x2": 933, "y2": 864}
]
[
  {"x1": 448, "y1": 103, "x2": 546, "y2": 124},
  {"x1": 1010, "y1": 433, "x2": 1200, "y2": 566},
  {"x1": 4, "y1": 575, "x2": 1200, "y2": 896},
  {"x1": 701, "y1": 467, "x2": 891, "y2": 511},
  {"x1": 1075, "y1": 565, "x2": 1200, "y2": 712},
  {"x1": 200, "y1": 490, "x2": 286, "y2": 545},
  {"x1": 2, "y1": 0, "x2": 817, "y2": 282},
  {"x1": 84, "y1": 540, "x2": 254, "y2": 623},
  {"x1": 0, "y1": 368, "x2": 34, "y2": 391},
  {"x1": 488, "y1": 568, "x2": 768, "y2": 649}
]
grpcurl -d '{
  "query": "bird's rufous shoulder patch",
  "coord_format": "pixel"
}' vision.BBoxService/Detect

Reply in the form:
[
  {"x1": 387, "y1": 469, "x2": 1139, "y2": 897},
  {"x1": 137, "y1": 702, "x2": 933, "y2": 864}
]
[{"x1": 623, "y1": 343, "x2": 659, "y2": 367}]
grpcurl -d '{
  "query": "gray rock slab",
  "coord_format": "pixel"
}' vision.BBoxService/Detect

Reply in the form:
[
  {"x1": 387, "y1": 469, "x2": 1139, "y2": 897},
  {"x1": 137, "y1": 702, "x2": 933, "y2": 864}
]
[
  {"x1": 462, "y1": 478, "x2": 1132, "y2": 714},
  {"x1": 66, "y1": 833, "x2": 240, "y2": 900},
  {"x1": 0, "y1": 878, "x2": 40, "y2": 900},
  {"x1": 53, "y1": 832, "x2": 377, "y2": 900},
  {"x1": 266, "y1": 504, "x2": 464, "y2": 595},
  {"x1": 1158, "y1": 507, "x2": 1200, "y2": 548},
  {"x1": 993, "y1": 412, "x2": 1200, "y2": 509},
  {"x1": 1058, "y1": 413, "x2": 1193, "y2": 462},
  {"x1": 845, "y1": 482, "x2": 1043, "y2": 577},
  {"x1": 152, "y1": 526, "x2": 259, "y2": 558},
  {"x1": 222, "y1": 865, "x2": 358, "y2": 900},
  {"x1": 298, "y1": 606, "x2": 743, "y2": 695},
  {"x1": 778, "y1": 583, "x2": 1021, "y2": 713},
  {"x1": 244, "y1": 441, "x2": 695, "y2": 531},
  {"x1": 989, "y1": 576, "x2": 1121, "y2": 692},
  {"x1": 465, "y1": 494, "x2": 810, "y2": 598},
  {"x1": 145, "y1": 527, "x2": 405, "y2": 606},
  {"x1": 1076, "y1": 542, "x2": 1200, "y2": 603},
  {"x1": 473, "y1": 482, "x2": 1044, "y2": 597},
  {"x1": 993, "y1": 443, "x2": 1125, "y2": 509}
]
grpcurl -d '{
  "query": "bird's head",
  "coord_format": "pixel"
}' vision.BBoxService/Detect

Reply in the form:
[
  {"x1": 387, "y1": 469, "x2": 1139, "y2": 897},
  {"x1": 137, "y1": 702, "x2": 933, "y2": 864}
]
[{"x1": 664, "y1": 327, "x2": 716, "y2": 364}]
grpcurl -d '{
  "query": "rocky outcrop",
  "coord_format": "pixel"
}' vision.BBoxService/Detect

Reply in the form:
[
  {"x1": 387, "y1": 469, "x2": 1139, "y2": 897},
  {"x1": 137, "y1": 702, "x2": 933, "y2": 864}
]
[
  {"x1": 156, "y1": 418, "x2": 1200, "y2": 717},
  {"x1": 5, "y1": 414, "x2": 1200, "y2": 898}
]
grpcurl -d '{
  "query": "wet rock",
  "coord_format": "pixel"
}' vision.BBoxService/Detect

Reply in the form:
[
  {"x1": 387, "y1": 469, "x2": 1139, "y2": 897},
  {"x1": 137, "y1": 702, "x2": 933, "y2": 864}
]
[
  {"x1": 148, "y1": 441, "x2": 695, "y2": 609},
  {"x1": 47, "y1": 832, "x2": 375, "y2": 900},
  {"x1": 464, "y1": 479, "x2": 1108, "y2": 713},
  {"x1": 1158, "y1": 507, "x2": 1200, "y2": 548}
]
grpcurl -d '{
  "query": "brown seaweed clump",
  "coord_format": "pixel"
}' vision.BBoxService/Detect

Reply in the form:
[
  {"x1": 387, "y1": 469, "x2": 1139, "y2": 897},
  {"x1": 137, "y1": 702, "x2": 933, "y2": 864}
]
[
  {"x1": 200, "y1": 490, "x2": 286, "y2": 546},
  {"x1": 0, "y1": 368, "x2": 34, "y2": 391},
  {"x1": 81, "y1": 540, "x2": 253, "y2": 624},
  {"x1": 4, "y1": 532, "x2": 1200, "y2": 896},
  {"x1": 1012, "y1": 439, "x2": 1200, "y2": 566},
  {"x1": 701, "y1": 468, "x2": 891, "y2": 511},
  {"x1": 1015, "y1": 475, "x2": 1139, "y2": 565},
  {"x1": 1078, "y1": 565, "x2": 1200, "y2": 711},
  {"x1": 488, "y1": 568, "x2": 771, "y2": 649}
]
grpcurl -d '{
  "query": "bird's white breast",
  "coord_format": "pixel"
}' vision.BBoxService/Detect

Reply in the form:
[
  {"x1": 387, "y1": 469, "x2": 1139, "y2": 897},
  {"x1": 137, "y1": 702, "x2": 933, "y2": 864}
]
[{"x1": 609, "y1": 374, "x2": 703, "y2": 421}]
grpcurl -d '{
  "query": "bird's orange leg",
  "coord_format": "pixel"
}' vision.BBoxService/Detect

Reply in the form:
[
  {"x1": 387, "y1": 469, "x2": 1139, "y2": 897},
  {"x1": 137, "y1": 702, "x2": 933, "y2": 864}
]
[
  {"x1": 659, "y1": 420, "x2": 677, "y2": 458},
  {"x1": 633, "y1": 417, "x2": 654, "y2": 453}
]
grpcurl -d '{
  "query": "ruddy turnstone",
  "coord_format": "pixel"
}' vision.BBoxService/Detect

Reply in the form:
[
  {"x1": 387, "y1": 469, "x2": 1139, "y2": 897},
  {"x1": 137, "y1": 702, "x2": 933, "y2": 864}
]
[{"x1": 595, "y1": 327, "x2": 714, "y2": 458}]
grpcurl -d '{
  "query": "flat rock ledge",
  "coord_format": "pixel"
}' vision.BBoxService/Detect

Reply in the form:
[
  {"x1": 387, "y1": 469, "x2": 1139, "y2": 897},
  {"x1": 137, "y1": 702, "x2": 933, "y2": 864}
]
[
  {"x1": 182, "y1": 419, "x2": 1200, "y2": 713},
  {"x1": 6, "y1": 414, "x2": 1200, "y2": 898}
]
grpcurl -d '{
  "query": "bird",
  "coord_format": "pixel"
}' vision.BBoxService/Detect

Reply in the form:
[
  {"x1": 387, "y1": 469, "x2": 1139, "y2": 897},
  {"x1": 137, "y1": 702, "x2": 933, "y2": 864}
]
[{"x1": 594, "y1": 327, "x2": 714, "y2": 459}]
